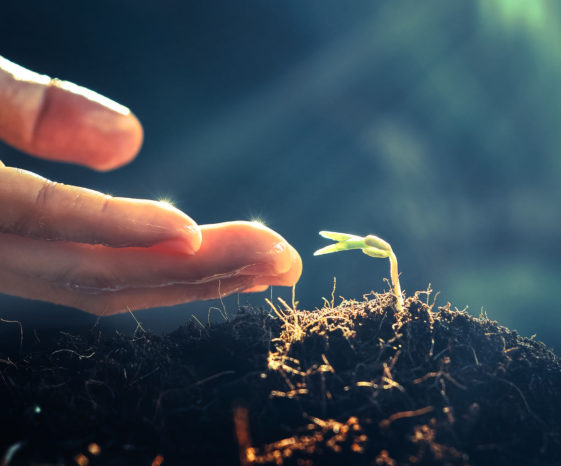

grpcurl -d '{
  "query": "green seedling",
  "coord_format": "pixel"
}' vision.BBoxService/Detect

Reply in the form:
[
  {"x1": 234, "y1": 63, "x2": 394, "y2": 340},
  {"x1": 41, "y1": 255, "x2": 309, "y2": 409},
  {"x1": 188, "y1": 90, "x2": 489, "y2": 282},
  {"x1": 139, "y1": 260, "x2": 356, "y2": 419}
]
[{"x1": 314, "y1": 231, "x2": 404, "y2": 312}]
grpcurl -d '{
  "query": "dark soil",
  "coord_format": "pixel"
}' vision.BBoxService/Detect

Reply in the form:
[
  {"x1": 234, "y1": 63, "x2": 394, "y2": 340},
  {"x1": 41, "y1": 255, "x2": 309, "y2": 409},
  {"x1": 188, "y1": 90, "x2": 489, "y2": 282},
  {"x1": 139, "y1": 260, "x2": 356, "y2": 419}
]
[{"x1": 1, "y1": 290, "x2": 560, "y2": 465}]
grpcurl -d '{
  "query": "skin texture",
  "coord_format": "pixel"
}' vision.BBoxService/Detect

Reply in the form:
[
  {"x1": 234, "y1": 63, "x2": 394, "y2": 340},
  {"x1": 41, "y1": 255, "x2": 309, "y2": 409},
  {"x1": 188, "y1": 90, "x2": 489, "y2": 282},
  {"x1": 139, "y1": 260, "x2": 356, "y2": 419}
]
[{"x1": 0, "y1": 56, "x2": 302, "y2": 315}]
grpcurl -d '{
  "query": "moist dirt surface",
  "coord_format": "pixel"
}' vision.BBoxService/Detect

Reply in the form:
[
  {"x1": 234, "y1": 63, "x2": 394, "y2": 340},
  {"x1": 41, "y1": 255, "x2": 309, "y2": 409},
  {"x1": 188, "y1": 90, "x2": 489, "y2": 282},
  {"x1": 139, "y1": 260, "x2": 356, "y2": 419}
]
[{"x1": 1, "y1": 291, "x2": 560, "y2": 465}]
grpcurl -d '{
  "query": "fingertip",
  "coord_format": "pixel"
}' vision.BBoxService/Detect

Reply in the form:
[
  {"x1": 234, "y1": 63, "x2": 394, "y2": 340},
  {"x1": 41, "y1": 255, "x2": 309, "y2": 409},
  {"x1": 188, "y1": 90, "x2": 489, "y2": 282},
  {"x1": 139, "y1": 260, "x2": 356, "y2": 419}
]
[
  {"x1": 274, "y1": 245, "x2": 303, "y2": 286},
  {"x1": 249, "y1": 245, "x2": 302, "y2": 289},
  {"x1": 269, "y1": 242, "x2": 302, "y2": 280},
  {"x1": 155, "y1": 200, "x2": 202, "y2": 253},
  {"x1": 31, "y1": 81, "x2": 144, "y2": 171},
  {"x1": 241, "y1": 221, "x2": 301, "y2": 277},
  {"x1": 183, "y1": 223, "x2": 202, "y2": 253},
  {"x1": 238, "y1": 243, "x2": 302, "y2": 289},
  {"x1": 145, "y1": 221, "x2": 201, "y2": 255},
  {"x1": 288, "y1": 244, "x2": 303, "y2": 284},
  {"x1": 89, "y1": 111, "x2": 144, "y2": 171}
]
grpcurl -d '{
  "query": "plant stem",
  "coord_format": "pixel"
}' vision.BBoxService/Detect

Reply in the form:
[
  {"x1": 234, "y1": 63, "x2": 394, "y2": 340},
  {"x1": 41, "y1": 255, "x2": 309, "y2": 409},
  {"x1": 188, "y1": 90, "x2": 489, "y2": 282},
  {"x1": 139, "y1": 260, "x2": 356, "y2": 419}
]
[{"x1": 388, "y1": 250, "x2": 403, "y2": 312}]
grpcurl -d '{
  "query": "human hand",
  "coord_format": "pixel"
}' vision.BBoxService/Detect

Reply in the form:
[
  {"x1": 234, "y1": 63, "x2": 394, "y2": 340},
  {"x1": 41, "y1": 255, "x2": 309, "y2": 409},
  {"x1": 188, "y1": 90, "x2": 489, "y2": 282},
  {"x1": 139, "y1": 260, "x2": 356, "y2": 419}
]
[{"x1": 0, "y1": 56, "x2": 301, "y2": 315}]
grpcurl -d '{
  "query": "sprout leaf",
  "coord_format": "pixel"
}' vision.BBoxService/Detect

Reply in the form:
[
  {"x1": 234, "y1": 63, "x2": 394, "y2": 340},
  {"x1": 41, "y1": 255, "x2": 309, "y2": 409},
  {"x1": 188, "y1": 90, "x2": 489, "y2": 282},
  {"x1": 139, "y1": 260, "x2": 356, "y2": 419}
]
[{"x1": 314, "y1": 230, "x2": 404, "y2": 312}]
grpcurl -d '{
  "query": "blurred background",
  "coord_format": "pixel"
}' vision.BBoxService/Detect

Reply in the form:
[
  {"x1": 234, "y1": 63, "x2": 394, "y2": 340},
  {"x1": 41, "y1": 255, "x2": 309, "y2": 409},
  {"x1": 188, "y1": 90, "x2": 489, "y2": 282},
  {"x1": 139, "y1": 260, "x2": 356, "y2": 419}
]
[{"x1": 1, "y1": 0, "x2": 560, "y2": 354}]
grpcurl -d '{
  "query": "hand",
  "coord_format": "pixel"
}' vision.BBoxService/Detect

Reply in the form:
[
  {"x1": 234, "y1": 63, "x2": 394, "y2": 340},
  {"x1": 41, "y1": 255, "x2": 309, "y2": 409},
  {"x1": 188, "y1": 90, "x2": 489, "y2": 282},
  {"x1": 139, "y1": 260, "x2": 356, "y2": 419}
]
[{"x1": 0, "y1": 56, "x2": 301, "y2": 315}]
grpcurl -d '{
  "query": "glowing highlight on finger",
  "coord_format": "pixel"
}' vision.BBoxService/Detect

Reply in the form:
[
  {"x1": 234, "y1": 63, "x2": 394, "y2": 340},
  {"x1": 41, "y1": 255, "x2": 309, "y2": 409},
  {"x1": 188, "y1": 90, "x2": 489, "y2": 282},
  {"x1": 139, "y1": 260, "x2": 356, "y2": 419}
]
[
  {"x1": 157, "y1": 197, "x2": 176, "y2": 209},
  {"x1": 250, "y1": 217, "x2": 267, "y2": 227},
  {"x1": 54, "y1": 79, "x2": 130, "y2": 115},
  {"x1": 0, "y1": 56, "x2": 50, "y2": 85}
]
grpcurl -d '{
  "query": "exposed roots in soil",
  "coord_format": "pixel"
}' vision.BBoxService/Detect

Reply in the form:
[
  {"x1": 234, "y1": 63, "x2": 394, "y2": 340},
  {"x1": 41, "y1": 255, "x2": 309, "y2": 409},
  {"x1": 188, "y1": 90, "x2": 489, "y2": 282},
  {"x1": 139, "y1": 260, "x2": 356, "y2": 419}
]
[{"x1": 1, "y1": 290, "x2": 560, "y2": 465}]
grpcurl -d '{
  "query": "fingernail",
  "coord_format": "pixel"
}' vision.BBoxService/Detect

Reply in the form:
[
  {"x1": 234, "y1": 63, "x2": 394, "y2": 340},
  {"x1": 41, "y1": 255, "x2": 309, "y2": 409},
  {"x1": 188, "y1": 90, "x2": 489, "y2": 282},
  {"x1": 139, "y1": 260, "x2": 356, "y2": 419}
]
[
  {"x1": 183, "y1": 224, "x2": 202, "y2": 251},
  {"x1": 239, "y1": 241, "x2": 291, "y2": 276},
  {"x1": 184, "y1": 225, "x2": 198, "y2": 235}
]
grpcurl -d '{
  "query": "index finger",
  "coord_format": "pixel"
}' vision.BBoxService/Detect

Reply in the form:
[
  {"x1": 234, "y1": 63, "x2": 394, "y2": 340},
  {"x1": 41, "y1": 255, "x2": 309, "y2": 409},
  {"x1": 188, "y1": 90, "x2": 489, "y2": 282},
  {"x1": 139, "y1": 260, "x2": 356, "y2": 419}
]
[
  {"x1": 0, "y1": 163, "x2": 201, "y2": 253},
  {"x1": 0, "y1": 56, "x2": 143, "y2": 171}
]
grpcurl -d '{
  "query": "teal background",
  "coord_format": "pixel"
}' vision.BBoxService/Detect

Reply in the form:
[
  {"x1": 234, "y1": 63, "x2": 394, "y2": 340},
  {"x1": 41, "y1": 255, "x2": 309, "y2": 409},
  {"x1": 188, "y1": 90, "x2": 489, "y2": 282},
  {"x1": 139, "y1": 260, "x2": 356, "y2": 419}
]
[{"x1": 1, "y1": 1, "x2": 560, "y2": 354}]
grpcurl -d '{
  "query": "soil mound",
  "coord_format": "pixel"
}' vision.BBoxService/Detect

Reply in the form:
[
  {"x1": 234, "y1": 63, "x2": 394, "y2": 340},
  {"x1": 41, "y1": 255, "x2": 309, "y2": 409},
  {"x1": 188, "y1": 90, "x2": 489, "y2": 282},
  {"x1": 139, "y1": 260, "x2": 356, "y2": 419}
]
[{"x1": 1, "y1": 291, "x2": 560, "y2": 465}]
